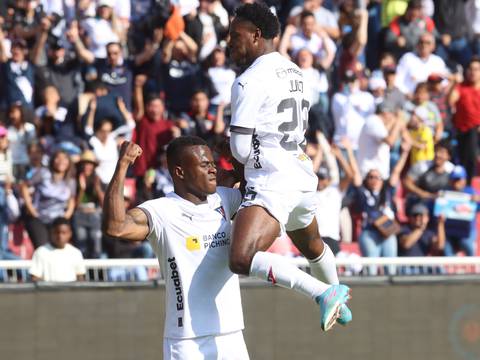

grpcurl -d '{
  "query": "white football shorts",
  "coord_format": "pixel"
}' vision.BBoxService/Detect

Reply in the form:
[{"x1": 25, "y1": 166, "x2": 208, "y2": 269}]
[
  {"x1": 163, "y1": 330, "x2": 249, "y2": 360},
  {"x1": 240, "y1": 187, "x2": 317, "y2": 233}
]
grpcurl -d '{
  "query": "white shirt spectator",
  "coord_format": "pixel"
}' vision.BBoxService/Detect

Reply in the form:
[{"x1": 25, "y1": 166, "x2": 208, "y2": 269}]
[
  {"x1": 289, "y1": 6, "x2": 339, "y2": 32},
  {"x1": 35, "y1": 106, "x2": 68, "y2": 123},
  {"x1": 290, "y1": 31, "x2": 336, "y2": 59},
  {"x1": 301, "y1": 67, "x2": 328, "y2": 105},
  {"x1": 466, "y1": 0, "x2": 480, "y2": 34},
  {"x1": 7, "y1": 123, "x2": 36, "y2": 166},
  {"x1": 29, "y1": 243, "x2": 86, "y2": 282},
  {"x1": 315, "y1": 186, "x2": 342, "y2": 241},
  {"x1": 198, "y1": 13, "x2": 218, "y2": 61},
  {"x1": 111, "y1": 0, "x2": 131, "y2": 20},
  {"x1": 395, "y1": 52, "x2": 448, "y2": 94},
  {"x1": 332, "y1": 89, "x2": 375, "y2": 150},
  {"x1": 89, "y1": 134, "x2": 119, "y2": 184},
  {"x1": 174, "y1": 0, "x2": 200, "y2": 16},
  {"x1": 208, "y1": 66, "x2": 236, "y2": 105},
  {"x1": 357, "y1": 114, "x2": 390, "y2": 179},
  {"x1": 81, "y1": 18, "x2": 120, "y2": 59}
]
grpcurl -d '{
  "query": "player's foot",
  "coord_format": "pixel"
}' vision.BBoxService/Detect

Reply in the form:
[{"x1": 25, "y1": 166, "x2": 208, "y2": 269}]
[
  {"x1": 316, "y1": 284, "x2": 350, "y2": 331},
  {"x1": 337, "y1": 304, "x2": 352, "y2": 326}
]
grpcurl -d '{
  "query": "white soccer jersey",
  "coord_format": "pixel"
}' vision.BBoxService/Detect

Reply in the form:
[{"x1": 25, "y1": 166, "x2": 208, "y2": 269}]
[
  {"x1": 230, "y1": 52, "x2": 318, "y2": 192},
  {"x1": 138, "y1": 187, "x2": 244, "y2": 339}
]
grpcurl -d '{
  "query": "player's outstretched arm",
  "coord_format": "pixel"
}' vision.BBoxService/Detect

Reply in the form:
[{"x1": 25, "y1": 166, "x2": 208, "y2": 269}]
[{"x1": 102, "y1": 141, "x2": 149, "y2": 241}]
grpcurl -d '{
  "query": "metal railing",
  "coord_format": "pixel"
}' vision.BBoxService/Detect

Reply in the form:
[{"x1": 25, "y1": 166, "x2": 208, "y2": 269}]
[{"x1": 1, "y1": 257, "x2": 480, "y2": 283}]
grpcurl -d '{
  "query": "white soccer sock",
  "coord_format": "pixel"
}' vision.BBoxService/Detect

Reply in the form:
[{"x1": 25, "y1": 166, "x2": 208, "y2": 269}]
[
  {"x1": 249, "y1": 251, "x2": 330, "y2": 300},
  {"x1": 308, "y1": 243, "x2": 339, "y2": 285}
]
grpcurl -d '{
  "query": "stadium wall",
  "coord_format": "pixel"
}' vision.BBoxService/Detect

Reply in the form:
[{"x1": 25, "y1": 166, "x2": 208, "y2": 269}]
[{"x1": 1, "y1": 279, "x2": 480, "y2": 360}]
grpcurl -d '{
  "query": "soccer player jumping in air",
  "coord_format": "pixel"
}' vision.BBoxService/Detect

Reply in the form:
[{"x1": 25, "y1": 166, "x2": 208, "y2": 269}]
[{"x1": 227, "y1": 3, "x2": 352, "y2": 331}]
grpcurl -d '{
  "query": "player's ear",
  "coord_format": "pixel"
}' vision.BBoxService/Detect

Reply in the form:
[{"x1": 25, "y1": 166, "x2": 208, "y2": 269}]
[
  {"x1": 174, "y1": 166, "x2": 185, "y2": 180},
  {"x1": 253, "y1": 28, "x2": 261, "y2": 44}
]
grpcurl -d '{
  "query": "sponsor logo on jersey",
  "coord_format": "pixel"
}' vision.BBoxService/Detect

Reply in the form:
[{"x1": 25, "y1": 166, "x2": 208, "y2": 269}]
[
  {"x1": 275, "y1": 67, "x2": 302, "y2": 79},
  {"x1": 252, "y1": 133, "x2": 262, "y2": 169},
  {"x1": 297, "y1": 153, "x2": 309, "y2": 162},
  {"x1": 215, "y1": 206, "x2": 226, "y2": 220},
  {"x1": 181, "y1": 212, "x2": 193, "y2": 221},
  {"x1": 289, "y1": 79, "x2": 303, "y2": 93},
  {"x1": 186, "y1": 235, "x2": 201, "y2": 251},
  {"x1": 168, "y1": 257, "x2": 184, "y2": 326},
  {"x1": 203, "y1": 232, "x2": 230, "y2": 249}
]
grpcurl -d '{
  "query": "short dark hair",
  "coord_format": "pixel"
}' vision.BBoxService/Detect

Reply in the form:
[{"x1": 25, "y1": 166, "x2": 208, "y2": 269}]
[
  {"x1": 234, "y1": 3, "x2": 280, "y2": 39},
  {"x1": 435, "y1": 139, "x2": 452, "y2": 157},
  {"x1": 468, "y1": 55, "x2": 480, "y2": 68},
  {"x1": 51, "y1": 217, "x2": 71, "y2": 229},
  {"x1": 145, "y1": 93, "x2": 163, "y2": 105},
  {"x1": 300, "y1": 10, "x2": 315, "y2": 22},
  {"x1": 166, "y1": 136, "x2": 208, "y2": 173}
]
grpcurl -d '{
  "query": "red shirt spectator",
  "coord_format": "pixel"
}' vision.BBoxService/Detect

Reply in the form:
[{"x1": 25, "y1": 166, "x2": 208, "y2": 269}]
[
  {"x1": 133, "y1": 96, "x2": 175, "y2": 177},
  {"x1": 453, "y1": 83, "x2": 480, "y2": 132}
]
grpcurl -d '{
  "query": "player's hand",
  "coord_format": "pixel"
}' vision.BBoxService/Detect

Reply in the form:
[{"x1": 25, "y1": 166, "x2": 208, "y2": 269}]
[{"x1": 119, "y1": 141, "x2": 143, "y2": 166}]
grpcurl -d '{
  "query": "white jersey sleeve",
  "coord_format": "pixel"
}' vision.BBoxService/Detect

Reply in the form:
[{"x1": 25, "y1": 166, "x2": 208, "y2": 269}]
[
  {"x1": 216, "y1": 187, "x2": 242, "y2": 218},
  {"x1": 230, "y1": 78, "x2": 266, "y2": 132}
]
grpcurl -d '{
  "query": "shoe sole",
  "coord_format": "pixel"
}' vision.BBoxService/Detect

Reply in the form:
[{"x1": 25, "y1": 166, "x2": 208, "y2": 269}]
[{"x1": 322, "y1": 301, "x2": 342, "y2": 332}]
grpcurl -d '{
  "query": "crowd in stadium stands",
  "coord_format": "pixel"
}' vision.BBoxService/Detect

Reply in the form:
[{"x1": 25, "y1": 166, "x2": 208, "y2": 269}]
[{"x1": 0, "y1": 0, "x2": 480, "y2": 277}]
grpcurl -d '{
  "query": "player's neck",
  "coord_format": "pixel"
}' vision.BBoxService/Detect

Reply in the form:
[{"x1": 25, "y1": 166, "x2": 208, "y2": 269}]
[{"x1": 175, "y1": 189, "x2": 208, "y2": 205}]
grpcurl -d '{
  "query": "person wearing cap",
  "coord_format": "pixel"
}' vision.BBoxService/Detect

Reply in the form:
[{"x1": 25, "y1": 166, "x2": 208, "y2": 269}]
[
  {"x1": 356, "y1": 101, "x2": 404, "y2": 180},
  {"x1": 427, "y1": 72, "x2": 452, "y2": 128},
  {"x1": 368, "y1": 75, "x2": 387, "y2": 106},
  {"x1": 384, "y1": 0, "x2": 436, "y2": 59},
  {"x1": 398, "y1": 203, "x2": 445, "y2": 274},
  {"x1": 332, "y1": 69, "x2": 375, "y2": 152},
  {"x1": 395, "y1": 32, "x2": 448, "y2": 96},
  {"x1": 407, "y1": 106, "x2": 434, "y2": 166},
  {"x1": 0, "y1": 36, "x2": 35, "y2": 108},
  {"x1": 441, "y1": 165, "x2": 480, "y2": 257},
  {"x1": 72, "y1": 150, "x2": 105, "y2": 259}
]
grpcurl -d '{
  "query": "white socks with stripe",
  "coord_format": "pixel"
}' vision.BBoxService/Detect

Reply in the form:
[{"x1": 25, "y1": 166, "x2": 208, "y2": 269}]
[
  {"x1": 249, "y1": 251, "x2": 330, "y2": 300},
  {"x1": 308, "y1": 243, "x2": 339, "y2": 285}
]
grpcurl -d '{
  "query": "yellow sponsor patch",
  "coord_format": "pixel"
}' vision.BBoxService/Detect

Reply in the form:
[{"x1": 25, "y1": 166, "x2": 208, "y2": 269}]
[
  {"x1": 186, "y1": 236, "x2": 201, "y2": 251},
  {"x1": 297, "y1": 153, "x2": 310, "y2": 161}
]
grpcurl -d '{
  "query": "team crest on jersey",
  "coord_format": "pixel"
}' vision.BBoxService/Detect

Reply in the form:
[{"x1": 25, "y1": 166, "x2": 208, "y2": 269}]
[
  {"x1": 186, "y1": 236, "x2": 201, "y2": 251},
  {"x1": 215, "y1": 206, "x2": 226, "y2": 220}
]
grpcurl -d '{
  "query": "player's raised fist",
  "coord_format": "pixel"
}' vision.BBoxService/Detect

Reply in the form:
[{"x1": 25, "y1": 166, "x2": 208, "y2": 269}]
[{"x1": 119, "y1": 141, "x2": 143, "y2": 165}]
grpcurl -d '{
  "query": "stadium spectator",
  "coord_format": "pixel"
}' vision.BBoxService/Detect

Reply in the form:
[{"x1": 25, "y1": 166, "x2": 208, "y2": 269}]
[
  {"x1": 443, "y1": 165, "x2": 479, "y2": 257},
  {"x1": 0, "y1": 177, "x2": 20, "y2": 261},
  {"x1": 287, "y1": 0, "x2": 340, "y2": 40},
  {"x1": 384, "y1": 0, "x2": 436, "y2": 59},
  {"x1": 398, "y1": 203, "x2": 445, "y2": 274},
  {"x1": 6, "y1": 102, "x2": 36, "y2": 180},
  {"x1": 0, "y1": 38, "x2": 35, "y2": 109},
  {"x1": 279, "y1": 10, "x2": 336, "y2": 65},
  {"x1": 395, "y1": 32, "x2": 448, "y2": 96},
  {"x1": 177, "y1": 89, "x2": 225, "y2": 145},
  {"x1": 404, "y1": 82, "x2": 443, "y2": 143},
  {"x1": 73, "y1": 150, "x2": 104, "y2": 259},
  {"x1": 206, "y1": 46, "x2": 236, "y2": 110},
  {"x1": 29, "y1": 217, "x2": 86, "y2": 282},
  {"x1": 133, "y1": 95, "x2": 178, "y2": 179},
  {"x1": 312, "y1": 135, "x2": 354, "y2": 255},
  {"x1": 407, "y1": 107, "x2": 435, "y2": 166},
  {"x1": 403, "y1": 140, "x2": 454, "y2": 212},
  {"x1": 332, "y1": 70, "x2": 375, "y2": 152},
  {"x1": 357, "y1": 102, "x2": 404, "y2": 179},
  {"x1": 427, "y1": 73, "x2": 452, "y2": 132},
  {"x1": 432, "y1": 0, "x2": 472, "y2": 68},
  {"x1": 21, "y1": 150, "x2": 76, "y2": 248},
  {"x1": 0, "y1": 126, "x2": 13, "y2": 183},
  {"x1": 382, "y1": 65, "x2": 406, "y2": 114},
  {"x1": 351, "y1": 141, "x2": 411, "y2": 275},
  {"x1": 449, "y1": 57, "x2": 480, "y2": 184}
]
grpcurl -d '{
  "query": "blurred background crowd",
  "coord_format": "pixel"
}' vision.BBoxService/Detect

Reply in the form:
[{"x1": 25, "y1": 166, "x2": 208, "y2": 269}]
[{"x1": 1, "y1": 0, "x2": 480, "y2": 279}]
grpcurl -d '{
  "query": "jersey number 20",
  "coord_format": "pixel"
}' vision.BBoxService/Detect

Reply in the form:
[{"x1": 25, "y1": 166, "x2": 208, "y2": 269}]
[{"x1": 277, "y1": 98, "x2": 309, "y2": 151}]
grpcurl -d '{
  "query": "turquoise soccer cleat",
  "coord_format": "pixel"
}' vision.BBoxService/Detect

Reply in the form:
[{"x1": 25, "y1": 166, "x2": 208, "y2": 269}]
[
  {"x1": 337, "y1": 304, "x2": 352, "y2": 326},
  {"x1": 316, "y1": 284, "x2": 351, "y2": 331}
]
